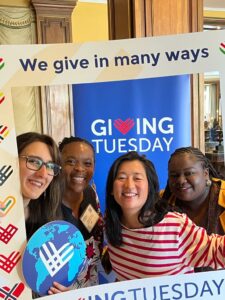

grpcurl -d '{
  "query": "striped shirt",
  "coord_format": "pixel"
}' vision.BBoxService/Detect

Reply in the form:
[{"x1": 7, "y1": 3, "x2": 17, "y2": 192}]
[{"x1": 108, "y1": 212, "x2": 225, "y2": 281}]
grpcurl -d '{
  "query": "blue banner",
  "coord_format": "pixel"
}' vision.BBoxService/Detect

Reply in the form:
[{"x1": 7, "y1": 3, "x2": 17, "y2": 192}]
[{"x1": 73, "y1": 75, "x2": 191, "y2": 212}]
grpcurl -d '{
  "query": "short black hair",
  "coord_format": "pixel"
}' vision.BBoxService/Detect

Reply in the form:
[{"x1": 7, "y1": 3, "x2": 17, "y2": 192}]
[{"x1": 58, "y1": 136, "x2": 95, "y2": 155}]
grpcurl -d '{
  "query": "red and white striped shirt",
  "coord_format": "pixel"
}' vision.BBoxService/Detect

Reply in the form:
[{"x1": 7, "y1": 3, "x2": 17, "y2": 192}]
[{"x1": 108, "y1": 212, "x2": 225, "y2": 281}]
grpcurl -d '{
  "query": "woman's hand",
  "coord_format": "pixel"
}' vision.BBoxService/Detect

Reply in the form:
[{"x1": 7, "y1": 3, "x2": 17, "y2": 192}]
[{"x1": 48, "y1": 282, "x2": 71, "y2": 295}]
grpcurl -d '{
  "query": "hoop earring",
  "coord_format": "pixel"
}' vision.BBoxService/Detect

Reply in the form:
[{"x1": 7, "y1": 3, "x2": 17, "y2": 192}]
[{"x1": 206, "y1": 179, "x2": 212, "y2": 187}]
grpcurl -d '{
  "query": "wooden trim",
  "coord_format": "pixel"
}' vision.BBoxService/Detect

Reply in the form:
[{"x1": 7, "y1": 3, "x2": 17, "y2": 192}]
[
  {"x1": 145, "y1": 0, "x2": 153, "y2": 36},
  {"x1": 31, "y1": 0, "x2": 77, "y2": 44},
  {"x1": 132, "y1": 0, "x2": 146, "y2": 37},
  {"x1": 31, "y1": 0, "x2": 77, "y2": 141},
  {"x1": 107, "y1": 0, "x2": 133, "y2": 39},
  {"x1": 37, "y1": 17, "x2": 71, "y2": 44},
  {"x1": 189, "y1": 0, "x2": 203, "y2": 32},
  {"x1": 188, "y1": 0, "x2": 204, "y2": 150},
  {"x1": 31, "y1": 0, "x2": 77, "y2": 9}
]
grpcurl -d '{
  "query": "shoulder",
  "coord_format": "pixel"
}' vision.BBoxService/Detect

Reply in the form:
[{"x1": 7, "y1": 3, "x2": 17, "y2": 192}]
[
  {"x1": 83, "y1": 185, "x2": 101, "y2": 213},
  {"x1": 212, "y1": 178, "x2": 225, "y2": 208},
  {"x1": 159, "y1": 211, "x2": 192, "y2": 229},
  {"x1": 83, "y1": 185, "x2": 99, "y2": 204},
  {"x1": 163, "y1": 211, "x2": 186, "y2": 220},
  {"x1": 159, "y1": 212, "x2": 205, "y2": 243},
  {"x1": 84, "y1": 185, "x2": 96, "y2": 199}
]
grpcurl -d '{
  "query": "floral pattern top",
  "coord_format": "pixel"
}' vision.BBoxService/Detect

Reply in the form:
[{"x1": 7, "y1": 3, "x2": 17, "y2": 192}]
[{"x1": 61, "y1": 185, "x2": 104, "y2": 288}]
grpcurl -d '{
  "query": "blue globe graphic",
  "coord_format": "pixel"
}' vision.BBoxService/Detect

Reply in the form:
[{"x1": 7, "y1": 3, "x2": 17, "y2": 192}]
[{"x1": 22, "y1": 220, "x2": 86, "y2": 296}]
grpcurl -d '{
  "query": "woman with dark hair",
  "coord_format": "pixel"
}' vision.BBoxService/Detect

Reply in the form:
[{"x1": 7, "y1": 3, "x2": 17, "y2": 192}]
[
  {"x1": 17, "y1": 132, "x2": 63, "y2": 240},
  {"x1": 161, "y1": 146, "x2": 225, "y2": 272},
  {"x1": 162, "y1": 146, "x2": 225, "y2": 235},
  {"x1": 105, "y1": 151, "x2": 225, "y2": 281},
  {"x1": 17, "y1": 132, "x2": 63, "y2": 298},
  {"x1": 49, "y1": 136, "x2": 104, "y2": 293}
]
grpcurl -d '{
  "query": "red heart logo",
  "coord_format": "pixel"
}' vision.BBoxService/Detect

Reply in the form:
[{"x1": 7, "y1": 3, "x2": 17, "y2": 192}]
[
  {"x1": 114, "y1": 118, "x2": 135, "y2": 135},
  {"x1": 219, "y1": 42, "x2": 225, "y2": 54},
  {"x1": 0, "y1": 58, "x2": 4, "y2": 70},
  {"x1": 0, "y1": 125, "x2": 9, "y2": 143},
  {"x1": 0, "y1": 92, "x2": 5, "y2": 104},
  {"x1": 0, "y1": 224, "x2": 18, "y2": 244},
  {"x1": 0, "y1": 251, "x2": 21, "y2": 273},
  {"x1": 0, "y1": 282, "x2": 25, "y2": 299}
]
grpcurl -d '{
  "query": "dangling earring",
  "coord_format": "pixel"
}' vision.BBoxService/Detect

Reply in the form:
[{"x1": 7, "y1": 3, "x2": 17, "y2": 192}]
[{"x1": 206, "y1": 179, "x2": 212, "y2": 187}]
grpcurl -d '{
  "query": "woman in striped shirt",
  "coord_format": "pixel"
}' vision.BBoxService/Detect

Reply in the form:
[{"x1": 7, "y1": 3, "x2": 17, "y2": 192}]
[{"x1": 105, "y1": 151, "x2": 225, "y2": 281}]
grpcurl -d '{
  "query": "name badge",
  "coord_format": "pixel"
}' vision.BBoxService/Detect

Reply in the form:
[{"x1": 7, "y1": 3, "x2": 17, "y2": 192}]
[{"x1": 80, "y1": 204, "x2": 99, "y2": 233}]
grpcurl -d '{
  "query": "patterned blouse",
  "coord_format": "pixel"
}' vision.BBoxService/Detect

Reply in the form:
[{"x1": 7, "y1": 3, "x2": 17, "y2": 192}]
[{"x1": 62, "y1": 185, "x2": 104, "y2": 288}]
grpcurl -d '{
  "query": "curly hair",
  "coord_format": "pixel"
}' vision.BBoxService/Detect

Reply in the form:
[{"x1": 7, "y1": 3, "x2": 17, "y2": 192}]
[
  {"x1": 168, "y1": 146, "x2": 219, "y2": 178},
  {"x1": 163, "y1": 146, "x2": 220, "y2": 202}
]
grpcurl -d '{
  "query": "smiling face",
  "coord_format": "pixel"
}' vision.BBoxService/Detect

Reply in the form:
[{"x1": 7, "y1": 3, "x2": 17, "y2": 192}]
[
  {"x1": 61, "y1": 142, "x2": 95, "y2": 194},
  {"x1": 19, "y1": 141, "x2": 54, "y2": 202},
  {"x1": 168, "y1": 153, "x2": 209, "y2": 203},
  {"x1": 112, "y1": 160, "x2": 149, "y2": 215}
]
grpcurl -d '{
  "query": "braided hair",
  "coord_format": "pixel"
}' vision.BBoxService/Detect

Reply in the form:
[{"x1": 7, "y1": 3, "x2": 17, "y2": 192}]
[
  {"x1": 163, "y1": 146, "x2": 221, "y2": 201},
  {"x1": 168, "y1": 146, "x2": 219, "y2": 178}
]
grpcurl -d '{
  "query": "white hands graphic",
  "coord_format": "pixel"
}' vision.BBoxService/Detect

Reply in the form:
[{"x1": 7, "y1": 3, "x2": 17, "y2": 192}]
[{"x1": 39, "y1": 242, "x2": 74, "y2": 277}]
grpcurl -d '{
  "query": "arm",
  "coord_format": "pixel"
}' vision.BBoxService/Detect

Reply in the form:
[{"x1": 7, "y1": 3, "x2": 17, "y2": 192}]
[{"x1": 178, "y1": 213, "x2": 225, "y2": 269}]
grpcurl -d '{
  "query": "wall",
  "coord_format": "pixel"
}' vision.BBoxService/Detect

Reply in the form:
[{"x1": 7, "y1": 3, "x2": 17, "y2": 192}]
[
  {"x1": 204, "y1": 10, "x2": 225, "y2": 18},
  {"x1": 72, "y1": 1, "x2": 108, "y2": 42},
  {"x1": 0, "y1": 0, "x2": 108, "y2": 42}
]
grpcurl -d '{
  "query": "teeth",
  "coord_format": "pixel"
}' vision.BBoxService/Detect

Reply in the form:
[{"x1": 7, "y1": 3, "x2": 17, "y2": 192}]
[
  {"x1": 29, "y1": 180, "x2": 42, "y2": 187},
  {"x1": 72, "y1": 177, "x2": 85, "y2": 183},
  {"x1": 123, "y1": 193, "x2": 136, "y2": 197},
  {"x1": 178, "y1": 187, "x2": 189, "y2": 191}
]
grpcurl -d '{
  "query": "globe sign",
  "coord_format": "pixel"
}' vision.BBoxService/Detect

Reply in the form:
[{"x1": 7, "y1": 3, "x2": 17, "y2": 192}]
[{"x1": 22, "y1": 220, "x2": 87, "y2": 296}]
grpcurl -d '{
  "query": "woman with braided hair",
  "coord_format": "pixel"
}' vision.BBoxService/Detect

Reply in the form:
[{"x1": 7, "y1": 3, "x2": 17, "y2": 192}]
[{"x1": 161, "y1": 146, "x2": 225, "y2": 272}]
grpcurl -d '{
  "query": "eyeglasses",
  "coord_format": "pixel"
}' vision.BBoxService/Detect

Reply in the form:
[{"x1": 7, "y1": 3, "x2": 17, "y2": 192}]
[{"x1": 20, "y1": 155, "x2": 61, "y2": 176}]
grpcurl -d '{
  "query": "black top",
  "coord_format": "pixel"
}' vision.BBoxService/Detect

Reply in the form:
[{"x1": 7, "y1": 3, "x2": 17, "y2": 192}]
[{"x1": 61, "y1": 185, "x2": 103, "y2": 241}]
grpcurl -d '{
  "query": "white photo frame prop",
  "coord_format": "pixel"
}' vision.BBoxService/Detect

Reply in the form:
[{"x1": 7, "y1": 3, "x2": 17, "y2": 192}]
[{"x1": 1, "y1": 30, "x2": 225, "y2": 300}]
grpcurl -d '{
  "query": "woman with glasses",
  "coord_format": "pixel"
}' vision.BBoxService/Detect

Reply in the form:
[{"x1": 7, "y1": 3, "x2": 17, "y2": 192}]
[{"x1": 17, "y1": 132, "x2": 63, "y2": 240}]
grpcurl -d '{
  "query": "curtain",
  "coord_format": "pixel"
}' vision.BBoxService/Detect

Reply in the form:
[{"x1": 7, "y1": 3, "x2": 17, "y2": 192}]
[{"x1": 0, "y1": 6, "x2": 41, "y2": 135}]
